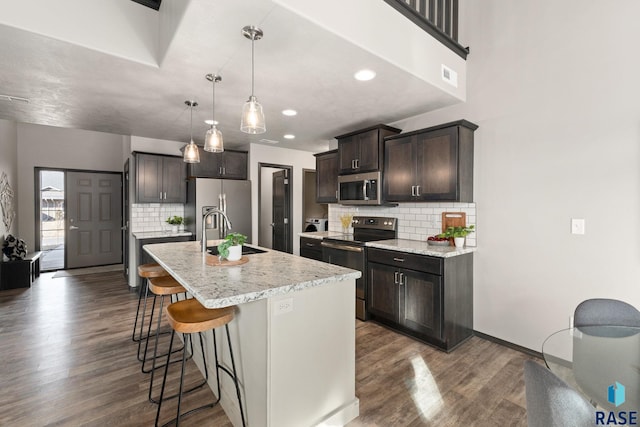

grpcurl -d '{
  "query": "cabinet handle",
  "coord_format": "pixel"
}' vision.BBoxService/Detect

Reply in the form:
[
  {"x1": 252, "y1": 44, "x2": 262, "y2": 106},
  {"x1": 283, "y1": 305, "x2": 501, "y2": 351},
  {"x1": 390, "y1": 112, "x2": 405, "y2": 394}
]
[
  {"x1": 400, "y1": 273, "x2": 406, "y2": 286},
  {"x1": 411, "y1": 185, "x2": 415, "y2": 196},
  {"x1": 393, "y1": 257, "x2": 405, "y2": 262},
  {"x1": 223, "y1": 167, "x2": 226, "y2": 175},
  {"x1": 355, "y1": 159, "x2": 359, "y2": 169},
  {"x1": 164, "y1": 192, "x2": 167, "y2": 200},
  {"x1": 305, "y1": 243, "x2": 314, "y2": 247},
  {"x1": 351, "y1": 160, "x2": 355, "y2": 169},
  {"x1": 394, "y1": 271, "x2": 399, "y2": 284},
  {"x1": 415, "y1": 185, "x2": 420, "y2": 197},
  {"x1": 160, "y1": 192, "x2": 162, "y2": 200},
  {"x1": 219, "y1": 167, "x2": 222, "y2": 175},
  {"x1": 335, "y1": 190, "x2": 338, "y2": 199}
]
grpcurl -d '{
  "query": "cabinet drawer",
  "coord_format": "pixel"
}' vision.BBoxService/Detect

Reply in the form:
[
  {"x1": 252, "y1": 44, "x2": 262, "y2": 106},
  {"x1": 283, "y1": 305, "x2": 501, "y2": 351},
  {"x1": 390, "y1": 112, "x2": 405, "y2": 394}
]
[{"x1": 367, "y1": 248, "x2": 442, "y2": 276}]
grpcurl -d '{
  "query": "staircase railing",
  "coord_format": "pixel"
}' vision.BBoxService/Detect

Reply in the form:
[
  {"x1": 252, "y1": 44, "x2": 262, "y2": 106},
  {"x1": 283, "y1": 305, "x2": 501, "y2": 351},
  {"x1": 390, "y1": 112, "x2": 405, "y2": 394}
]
[{"x1": 383, "y1": 0, "x2": 469, "y2": 59}]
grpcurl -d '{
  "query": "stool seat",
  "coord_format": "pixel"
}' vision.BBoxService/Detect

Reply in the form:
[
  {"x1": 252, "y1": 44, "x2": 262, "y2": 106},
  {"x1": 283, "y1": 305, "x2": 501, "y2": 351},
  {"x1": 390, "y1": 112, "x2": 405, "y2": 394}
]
[
  {"x1": 138, "y1": 263, "x2": 170, "y2": 279},
  {"x1": 149, "y1": 276, "x2": 186, "y2": 296},
  {"x1": 165, "y1": 299, "x2": 235, "y2": 334}
]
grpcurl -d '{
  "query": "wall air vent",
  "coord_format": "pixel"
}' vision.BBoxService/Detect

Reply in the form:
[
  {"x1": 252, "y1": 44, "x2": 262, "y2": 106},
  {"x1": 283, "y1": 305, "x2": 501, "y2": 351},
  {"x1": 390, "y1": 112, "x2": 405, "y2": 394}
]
[
  {"x1": 0, "y1": 94, "x2": 30, "y2": 103},
  {"x1": 441, "y1": 64, "x2": 458, "y2": 88}
]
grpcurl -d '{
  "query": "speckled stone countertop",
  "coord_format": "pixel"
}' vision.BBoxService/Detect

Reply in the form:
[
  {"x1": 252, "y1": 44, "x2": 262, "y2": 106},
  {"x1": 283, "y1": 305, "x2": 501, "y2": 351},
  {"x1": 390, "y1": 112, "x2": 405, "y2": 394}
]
[
  {"x1": 366, "y1": 239, "x2": 476, "y2": 258},
  {"x1": 298, "y1": 231, "x2": 349, "y2": 240},
  {"x1": 133, "y1": 230, "x2": 193, "y2": 239},
  {"x1": 144, "y1": 241, "x2": 361, "y2": 308}
]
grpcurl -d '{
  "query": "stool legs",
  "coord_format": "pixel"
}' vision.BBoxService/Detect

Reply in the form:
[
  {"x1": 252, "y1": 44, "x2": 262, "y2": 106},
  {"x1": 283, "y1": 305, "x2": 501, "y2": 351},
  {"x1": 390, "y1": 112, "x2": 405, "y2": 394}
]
[
  {"x1": 131, "y1": 282, "x2": 146, "y2": 342},
  {"x1": 155, "y1": 326, "x2": 246, "y2": 427}
]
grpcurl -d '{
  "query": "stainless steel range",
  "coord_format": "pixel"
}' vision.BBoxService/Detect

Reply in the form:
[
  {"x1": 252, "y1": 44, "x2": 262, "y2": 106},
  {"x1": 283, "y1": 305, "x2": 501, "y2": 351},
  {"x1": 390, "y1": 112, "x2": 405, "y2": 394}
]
[{"x1": 321, "y1": 216, "x2": 397, "y2": 320}]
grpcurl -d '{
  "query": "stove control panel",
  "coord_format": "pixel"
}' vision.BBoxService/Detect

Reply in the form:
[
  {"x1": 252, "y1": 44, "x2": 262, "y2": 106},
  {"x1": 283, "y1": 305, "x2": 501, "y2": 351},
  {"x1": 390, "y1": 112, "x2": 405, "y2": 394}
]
[{"x1": 352, "y1": 216, "x2": 397, "y2": 230}]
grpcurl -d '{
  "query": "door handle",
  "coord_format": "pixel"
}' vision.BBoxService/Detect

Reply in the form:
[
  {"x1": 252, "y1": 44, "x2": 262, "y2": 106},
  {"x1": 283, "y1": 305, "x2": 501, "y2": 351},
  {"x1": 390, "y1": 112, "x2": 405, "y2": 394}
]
[
  {"x1": 270, "y1": 223, "x2": 275, "y2": 227},
  {"x1": 69, "y1": 225, "x2": 79, "y2": 230}
]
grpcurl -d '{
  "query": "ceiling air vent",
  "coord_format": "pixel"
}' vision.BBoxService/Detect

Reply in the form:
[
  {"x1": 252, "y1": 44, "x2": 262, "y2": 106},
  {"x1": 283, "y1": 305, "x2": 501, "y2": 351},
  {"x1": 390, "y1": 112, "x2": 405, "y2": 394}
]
[
  {"x1": 441, "y1": 64, "x2": 458, "y2": 88},
  {"x1": 0, "y1": 94, "x2": 29, "y2": 103},
  {"x1": 259, "y1": 139, "x2": 279, "y2": 145}
]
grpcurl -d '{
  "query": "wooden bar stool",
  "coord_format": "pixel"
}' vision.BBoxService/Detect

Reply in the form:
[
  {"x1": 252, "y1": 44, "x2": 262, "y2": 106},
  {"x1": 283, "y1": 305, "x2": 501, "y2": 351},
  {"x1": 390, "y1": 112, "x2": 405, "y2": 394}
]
[
  {"x1": 155, "y1": 299, "x2": 246, "y2": 427},
  {"x1": 141, "y1": 275, "x2": 188, "y2": 375},
  {"x1": 133, "y1": 264, "x2": 169, "y2": 344}
]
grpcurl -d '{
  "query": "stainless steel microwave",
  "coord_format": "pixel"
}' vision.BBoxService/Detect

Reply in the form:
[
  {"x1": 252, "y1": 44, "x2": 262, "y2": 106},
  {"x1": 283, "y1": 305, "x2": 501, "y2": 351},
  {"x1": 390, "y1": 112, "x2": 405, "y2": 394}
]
[{"x1": 338, "y1": 171, "x2": 382, "y2": 205}]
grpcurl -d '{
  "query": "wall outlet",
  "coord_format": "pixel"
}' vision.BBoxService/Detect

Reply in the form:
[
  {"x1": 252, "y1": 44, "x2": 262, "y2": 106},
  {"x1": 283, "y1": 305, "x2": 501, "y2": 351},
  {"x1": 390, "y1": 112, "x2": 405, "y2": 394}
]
[
  {"x1": 274, "y1": 298, "x2": 294, "y2": 315},
  {"x1": 571, "y1": 218, "x2": 585, "y2": 235}
]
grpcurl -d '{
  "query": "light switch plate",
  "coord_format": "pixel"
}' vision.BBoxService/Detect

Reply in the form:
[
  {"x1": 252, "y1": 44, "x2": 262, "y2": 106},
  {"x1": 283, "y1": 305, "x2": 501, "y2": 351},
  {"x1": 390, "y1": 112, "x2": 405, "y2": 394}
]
[{"x1": 571, "y1": 218, "x2": 585, "y2": 235}]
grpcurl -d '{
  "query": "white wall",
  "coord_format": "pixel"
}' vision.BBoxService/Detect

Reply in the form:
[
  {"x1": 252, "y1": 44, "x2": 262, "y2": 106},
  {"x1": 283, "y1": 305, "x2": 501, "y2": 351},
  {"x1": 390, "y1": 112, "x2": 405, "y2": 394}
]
[
  {"x1": 389, "y1": 0, "x2": 640, "y2": 351},
  {"x1": 249, "y1": 144, "x2": 316, "y2": 255},
  {"x1": 16, "y1": 123, "x2": 126, "y2": 249},
  {"x1": 0, "y1": 119, "x2": 18, "y2": 239}
]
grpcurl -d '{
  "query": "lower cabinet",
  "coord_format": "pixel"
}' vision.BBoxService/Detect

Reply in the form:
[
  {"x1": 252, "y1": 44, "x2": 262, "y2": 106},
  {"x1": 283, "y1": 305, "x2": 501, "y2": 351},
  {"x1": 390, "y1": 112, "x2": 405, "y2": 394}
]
[
  {"x1": 136, "y1": 235, "x2": 194, "y2": 289},
  {"x1": 367, "y1": 247, "x2": 472, "y2": 352},
  {"x1": 299, "y1": 237, "x2": 323, "y2": 261}
]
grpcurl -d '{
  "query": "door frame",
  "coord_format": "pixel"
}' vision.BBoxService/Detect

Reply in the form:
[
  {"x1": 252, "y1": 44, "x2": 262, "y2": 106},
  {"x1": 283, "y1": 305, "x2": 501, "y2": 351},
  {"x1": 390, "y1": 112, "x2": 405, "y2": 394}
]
[
  {"x1": 34, "y1": 167, "x2": 123, "y2": 270},
  {"x1": 257, "y1": 162, "x2": 293, "y2": 253}
]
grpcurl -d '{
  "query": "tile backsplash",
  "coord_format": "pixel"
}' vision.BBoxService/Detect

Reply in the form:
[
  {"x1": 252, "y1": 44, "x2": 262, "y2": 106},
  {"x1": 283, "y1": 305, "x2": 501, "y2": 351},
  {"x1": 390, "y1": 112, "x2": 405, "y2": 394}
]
[
  {"x1": 131, "y1": 203, "x2": 185, "y2": 233},
  {"x1": 328, "y1": 202, "x2": 477, "y2": 247}
]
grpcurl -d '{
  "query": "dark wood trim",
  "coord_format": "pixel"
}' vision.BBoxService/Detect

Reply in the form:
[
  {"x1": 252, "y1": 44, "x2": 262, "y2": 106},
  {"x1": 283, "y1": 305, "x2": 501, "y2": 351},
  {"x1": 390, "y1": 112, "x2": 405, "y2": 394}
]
[
  {"x1": 384, "y1": 119, "x2": 479, "y2": 142},
  {"x1": 258, "y1": 162, "x2": 294, "y2": 254},
  {"x1": 382, "y1": 0, "x2": 469, "y2": 59},
  {"x1": 313, "y1": 149, "x2": 338, "y2": 157},
  {"x1": 334, "y1": 124, "x2": 402, "y2": 140},
  {"x1": 473, "y1": 330, "x2": 543, "y2": 359},
  {"x1": 130, "y1": 0, "x2": 161, "y2": 11},
  {"x1": 452, "y1": 0, "x2": 459, "y2": 41}
]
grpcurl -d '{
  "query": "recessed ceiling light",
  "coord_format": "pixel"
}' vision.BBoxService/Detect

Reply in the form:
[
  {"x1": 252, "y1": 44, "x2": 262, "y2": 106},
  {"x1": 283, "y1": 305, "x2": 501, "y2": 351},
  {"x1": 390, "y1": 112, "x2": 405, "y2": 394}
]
[
  {"x1": 283, "y1": 134, "x2": 295, "y2": 140},
  {"x1": 282, "y1": 109, "x2": 297, "y2": 116},
  {"x1": 354, "y1": 69, "x2": 376, "y2": 81}
]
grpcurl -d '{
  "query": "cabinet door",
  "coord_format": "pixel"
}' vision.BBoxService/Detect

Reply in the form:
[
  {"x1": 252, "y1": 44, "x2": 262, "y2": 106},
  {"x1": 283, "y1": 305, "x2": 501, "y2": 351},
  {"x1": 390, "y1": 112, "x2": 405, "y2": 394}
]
[
  {"x1": 136, "y1": 154, "x2": 163, "y2": 203},
  {"x1": 356, "y1": 129, "x2": 380, "y2": 172},
  {"x1": 315, "y1": 151, "x2": 338, "y2": 203},
  {"x1": 400, "y1": 268, "x2": 442, "y2": 339},
  {"x1": 338, "y1": 136, "x2": 359, "y2": 173},
  {"x1": 383, "y1": 135, "x2": 416, "y2": 202},
  {"x1": 367, "y1": 262, "x2": 399, "y2": 322},
  {"x1": 221, "y1": 151, "x2": 248, "y2": 180},
  {"x1": 416, "y1": 127, "x2": 459, "y2": 201},
  {"x1": 162, "y1": 156, "x2": 186, "y2": 203},
  {"x1": 188, "y1": 150, "x2": 223, "y2": 178}
]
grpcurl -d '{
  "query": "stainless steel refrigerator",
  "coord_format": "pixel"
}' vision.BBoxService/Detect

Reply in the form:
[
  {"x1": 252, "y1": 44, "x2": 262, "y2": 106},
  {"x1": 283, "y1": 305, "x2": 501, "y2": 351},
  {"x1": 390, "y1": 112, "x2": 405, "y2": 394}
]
[{"x1": 184, "y1": 178, "x2": 252, "y2": 244}]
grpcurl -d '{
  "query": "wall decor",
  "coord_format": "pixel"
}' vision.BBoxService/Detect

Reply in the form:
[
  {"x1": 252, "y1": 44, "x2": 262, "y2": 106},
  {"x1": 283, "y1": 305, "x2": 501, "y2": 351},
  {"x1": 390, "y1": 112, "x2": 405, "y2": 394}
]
[{"x1": 0, "y1": 171, "x2": 15, "y2": 232}]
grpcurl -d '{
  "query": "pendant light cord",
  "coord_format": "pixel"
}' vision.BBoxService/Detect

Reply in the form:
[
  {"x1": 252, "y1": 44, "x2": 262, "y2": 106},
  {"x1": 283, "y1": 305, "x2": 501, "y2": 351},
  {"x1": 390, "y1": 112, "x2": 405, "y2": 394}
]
[
  {"x1": 251, "y1": 36, "x2": 255, "y2": 97},
  {"x1": 189, "y1": 103, "x2": 194, "y2": 141},
  {"x1": 211, "y1": 79, "x2": 215, "y2": 122}
]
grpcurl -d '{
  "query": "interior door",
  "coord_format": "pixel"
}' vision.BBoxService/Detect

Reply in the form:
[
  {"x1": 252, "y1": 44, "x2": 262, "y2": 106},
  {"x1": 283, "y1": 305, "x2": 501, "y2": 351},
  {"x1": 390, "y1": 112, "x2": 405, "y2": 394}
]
[
  {"x1": 66, "y1": 171, "x2": 122, "y2": 269},
  {"x1": 123, "y1": 160, "x2": 129, "y2": 278},
  {"x1": 271, "y1": 170, "x2": 290, "y2": 253}
]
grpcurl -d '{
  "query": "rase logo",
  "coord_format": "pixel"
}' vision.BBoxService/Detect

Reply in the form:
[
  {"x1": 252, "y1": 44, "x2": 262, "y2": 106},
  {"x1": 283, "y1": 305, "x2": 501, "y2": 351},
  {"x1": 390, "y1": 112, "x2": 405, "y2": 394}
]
[{"x1": 596, "y1": 382, "x2": 637, "y2": 425}]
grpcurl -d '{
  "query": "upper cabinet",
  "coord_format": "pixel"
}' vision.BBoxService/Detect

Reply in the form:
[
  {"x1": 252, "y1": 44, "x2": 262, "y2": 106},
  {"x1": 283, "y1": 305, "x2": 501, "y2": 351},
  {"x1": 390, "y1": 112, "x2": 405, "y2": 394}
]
[
  {"x1": 336, "y1": 125, "x2": 401, "y2": 175},
  {"x1": 135, "y1": 153, "x2": 186, "y2": 203},
  {"x1": 384, "y1": 120, "x2": 477, "y2": 202},
  {"x1": 314, "y1": 149, "x2": 339, "y2": 203},
  {"x1": 187, "y1": 149, "x2": 248, "y2": 180}
]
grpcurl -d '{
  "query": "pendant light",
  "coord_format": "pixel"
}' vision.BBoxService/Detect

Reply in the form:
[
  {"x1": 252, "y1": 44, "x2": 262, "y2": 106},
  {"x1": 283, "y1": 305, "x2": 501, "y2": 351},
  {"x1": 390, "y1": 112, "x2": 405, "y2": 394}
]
[
  {"x1": 183, "y1": 100, "x2": 200, "y2": 163},
  {"x1": 240, "y1": 25, "x2": 266, "y2": 134},
  {"x1": 204, "y1": 74, "x2": 224, "y2": 152}
]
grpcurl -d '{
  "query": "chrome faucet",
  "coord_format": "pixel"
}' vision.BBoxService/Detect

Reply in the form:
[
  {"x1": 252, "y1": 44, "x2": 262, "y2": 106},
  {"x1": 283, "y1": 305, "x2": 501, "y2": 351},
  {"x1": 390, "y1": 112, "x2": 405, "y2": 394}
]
[{"x1": 201, "y1": 207, "x2": 233, "y2": 252}]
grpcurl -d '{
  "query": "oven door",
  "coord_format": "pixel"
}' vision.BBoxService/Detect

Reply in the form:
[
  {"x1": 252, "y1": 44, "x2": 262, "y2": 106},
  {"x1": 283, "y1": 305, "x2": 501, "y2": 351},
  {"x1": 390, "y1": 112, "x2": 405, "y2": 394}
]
[{"x1": 321, "y1": 241, "x2": 367, "y2": 320}]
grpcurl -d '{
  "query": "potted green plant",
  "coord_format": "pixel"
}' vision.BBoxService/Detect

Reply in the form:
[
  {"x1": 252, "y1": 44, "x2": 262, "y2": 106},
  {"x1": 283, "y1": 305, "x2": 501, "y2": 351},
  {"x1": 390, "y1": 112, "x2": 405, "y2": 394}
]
[
  {"x1": 439, "y1": 225, "x2": 475, "y2": 248},
  {"x1": 166, "y1": 215, "x2": 183, "y2": 233},
  {"x1": 217, "y1": 233, "x2": 248, "y2": 261}
]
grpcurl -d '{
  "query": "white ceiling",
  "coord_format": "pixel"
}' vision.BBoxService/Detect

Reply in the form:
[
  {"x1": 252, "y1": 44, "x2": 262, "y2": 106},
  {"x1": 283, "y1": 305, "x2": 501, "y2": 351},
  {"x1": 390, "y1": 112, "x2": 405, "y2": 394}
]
[{"x1": 0, "y1": 0, "x2": 462, "y2": 153}]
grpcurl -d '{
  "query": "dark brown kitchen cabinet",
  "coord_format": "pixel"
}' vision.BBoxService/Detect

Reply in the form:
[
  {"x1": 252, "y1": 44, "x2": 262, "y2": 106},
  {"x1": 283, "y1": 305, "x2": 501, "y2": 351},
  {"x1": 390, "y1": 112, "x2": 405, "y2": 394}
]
[
  {"x1": 136, "y1": 235, "x2": 194, "y2": 289},
  {"x1": 299, "y1": 237, "x2": 323, "y2": 261},
  {"x1": 367, "y1": 247, "x2": 472, "y2": 352},
  {"x1": 314, "y1": 150, "x2": 339, "y2": 203},
  {"x1": 336, "y1": 125, "x2": 401, "y2": 174},
  {"x1": 384, "y1": 120, "x2": 477, "y2": 202},
  {"x1": 187, "y1": 149, "x2": 248, "y2": 180},
  {"x1": 135, "y1": 153, "x2": 186, "y2": 203}
]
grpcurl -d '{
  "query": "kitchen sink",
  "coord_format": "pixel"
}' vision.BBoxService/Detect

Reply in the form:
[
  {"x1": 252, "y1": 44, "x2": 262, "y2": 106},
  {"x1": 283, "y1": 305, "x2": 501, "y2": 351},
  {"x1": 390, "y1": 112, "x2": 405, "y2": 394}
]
[{"x1": 207, "y1": 246, "x2": 267, "y2": 256}]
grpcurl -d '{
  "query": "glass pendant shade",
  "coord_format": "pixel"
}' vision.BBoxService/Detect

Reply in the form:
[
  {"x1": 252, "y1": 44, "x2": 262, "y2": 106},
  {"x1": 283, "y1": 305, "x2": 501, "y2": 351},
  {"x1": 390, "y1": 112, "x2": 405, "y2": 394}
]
[
  {"x1": 183, "y1": 140, "x2": 200, "y2": 163},
  {"x1": 240, "y1": 95, "x2": 266, "y2": 134},
  {"x1": 204, "y1": 125, "x2": 224, "y2": 152},
  {"x1": 183, "y1": 100, "x2": 200, "y2": 163}
]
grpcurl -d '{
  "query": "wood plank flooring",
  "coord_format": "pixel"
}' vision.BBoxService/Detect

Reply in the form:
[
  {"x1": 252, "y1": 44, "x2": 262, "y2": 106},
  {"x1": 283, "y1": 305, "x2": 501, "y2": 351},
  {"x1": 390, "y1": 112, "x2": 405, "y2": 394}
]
[{"x1": 0, "y1": 271, "x2": 534, "y2": 426}]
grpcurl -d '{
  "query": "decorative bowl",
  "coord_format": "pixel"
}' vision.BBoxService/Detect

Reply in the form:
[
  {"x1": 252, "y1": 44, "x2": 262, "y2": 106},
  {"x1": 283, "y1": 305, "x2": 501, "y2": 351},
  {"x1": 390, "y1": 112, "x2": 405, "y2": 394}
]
[{"x1": 427, "y1": 240, "x2": 450, "y2": 247}]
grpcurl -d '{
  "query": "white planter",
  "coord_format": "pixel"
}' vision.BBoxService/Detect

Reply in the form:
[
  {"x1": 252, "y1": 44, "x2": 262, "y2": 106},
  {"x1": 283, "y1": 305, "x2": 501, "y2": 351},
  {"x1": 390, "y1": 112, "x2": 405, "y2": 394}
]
[
  {"x1": 171, "y1": 225, "x2": 178, "y2": 233},
  {"x1": 227, "y1": 245, "x2": 242, "y2": 261},
  {"x1": 454, "y1": 237, "x2": 465, "y2": 248}
]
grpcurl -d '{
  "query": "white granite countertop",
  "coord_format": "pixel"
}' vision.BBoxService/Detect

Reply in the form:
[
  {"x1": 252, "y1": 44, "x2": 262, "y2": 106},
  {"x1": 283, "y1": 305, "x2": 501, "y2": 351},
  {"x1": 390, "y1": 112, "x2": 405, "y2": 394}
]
[
  {"x1": 298, "y1": 231, "x2": 349, "y2": 240},
  {"x1": 133, "y1": 230, "x2": 193, "y2": 239},
  {"x1": 366, "y1": 239, "x2": 476, "y2": 258},
  {"x1": 144, "y1": 241, "x2": 361, "y2": 308}
]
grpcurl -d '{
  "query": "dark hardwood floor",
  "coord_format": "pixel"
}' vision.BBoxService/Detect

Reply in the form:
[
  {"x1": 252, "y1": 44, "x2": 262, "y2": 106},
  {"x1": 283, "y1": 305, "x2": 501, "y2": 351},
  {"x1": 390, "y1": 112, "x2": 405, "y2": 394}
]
[{"x1": 0, "y1": 271, "x2": 533, "y2": 426}]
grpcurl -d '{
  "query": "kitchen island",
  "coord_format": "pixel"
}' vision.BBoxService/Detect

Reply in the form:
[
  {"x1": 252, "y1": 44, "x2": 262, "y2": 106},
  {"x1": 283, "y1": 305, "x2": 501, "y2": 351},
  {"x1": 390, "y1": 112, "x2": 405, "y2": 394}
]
[{"x1": 144, "y1": 241, "x2": 361, "y2": 427}]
